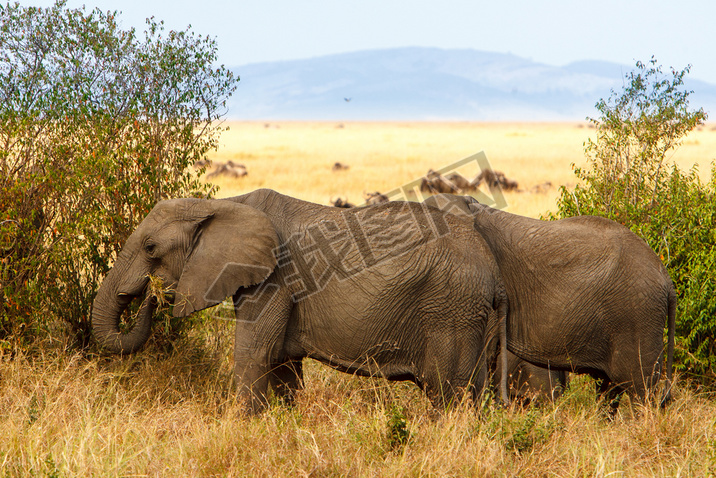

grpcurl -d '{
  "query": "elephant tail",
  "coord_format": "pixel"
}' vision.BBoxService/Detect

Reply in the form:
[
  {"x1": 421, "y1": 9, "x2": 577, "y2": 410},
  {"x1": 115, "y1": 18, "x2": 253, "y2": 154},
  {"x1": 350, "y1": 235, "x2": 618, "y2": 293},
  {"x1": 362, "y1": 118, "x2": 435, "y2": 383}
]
[
  {"x1": 497, "y1": 293, "x2": 510, "y2": 407},
  {"x1": 661, "y1": 285, "x2": 677, "y2": 407}
]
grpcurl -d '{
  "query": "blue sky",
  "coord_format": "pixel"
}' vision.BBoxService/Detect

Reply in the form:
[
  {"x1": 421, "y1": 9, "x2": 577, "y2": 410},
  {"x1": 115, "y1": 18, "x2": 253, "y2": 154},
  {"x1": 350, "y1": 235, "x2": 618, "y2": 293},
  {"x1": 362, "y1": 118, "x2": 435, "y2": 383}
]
[{"x1": 24, "y1": 0, "x2": 716, "y2": 84}]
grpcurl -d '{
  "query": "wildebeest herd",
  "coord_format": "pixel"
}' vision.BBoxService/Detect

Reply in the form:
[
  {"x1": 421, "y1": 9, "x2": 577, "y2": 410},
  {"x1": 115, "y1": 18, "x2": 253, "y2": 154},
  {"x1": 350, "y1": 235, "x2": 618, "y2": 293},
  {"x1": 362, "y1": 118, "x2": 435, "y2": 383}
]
[
  {"x1": 330, "y1": 166, "x2": 552, "y2": 209},
  {"x1": 93, "y1": 177, "x2": 674, "y2": 415}
]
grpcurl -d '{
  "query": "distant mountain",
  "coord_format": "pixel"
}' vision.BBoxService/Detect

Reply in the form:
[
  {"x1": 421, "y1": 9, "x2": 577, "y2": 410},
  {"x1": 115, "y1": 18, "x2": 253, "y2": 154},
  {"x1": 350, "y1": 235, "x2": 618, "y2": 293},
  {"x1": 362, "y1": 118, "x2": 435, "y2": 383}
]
[{"x1": 226, "y1": 47, "x2": 716, "y2": 121}]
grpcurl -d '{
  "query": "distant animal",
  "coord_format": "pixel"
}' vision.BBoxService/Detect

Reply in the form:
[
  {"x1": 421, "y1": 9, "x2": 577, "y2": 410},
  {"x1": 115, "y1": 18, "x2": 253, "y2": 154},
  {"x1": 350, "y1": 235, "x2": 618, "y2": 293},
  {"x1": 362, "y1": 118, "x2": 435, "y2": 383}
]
[
  {"x1": 193, "y1": 159, "x2": 211, "y2": 169},
  {"x1": 344, "y1": 97, "x2": 351, "y2": 102},
  {"x1": 420, "y1": 169, "x2": 475, "y2": 194},
  {"x1": 420, "y1": 170, "x2": 450, "y2": 194},
  {"x1": 332, "y1": 162, "x2": 350, "y2": 171},
  {"x1": 474, "y1": 169, "x2": 518, "y2": 192},
  {"x1": 529, "y1": 181, "x2": 553, "y2": 194},
  {"x1": 445, "y1": 172, "x2": 473, "y2": 192},
  {"x1": 363, "y1": 191, "x2": 389, "y2": 205},
  {"x1": 330, "y1": 197, "x2": 355, "y2": 208},
  {"x1": 419, "y1": 168, "x2": 519, "y2": 196},
  {"x1": 206, "y1": 161, "x2": 248, "y2": 179}
]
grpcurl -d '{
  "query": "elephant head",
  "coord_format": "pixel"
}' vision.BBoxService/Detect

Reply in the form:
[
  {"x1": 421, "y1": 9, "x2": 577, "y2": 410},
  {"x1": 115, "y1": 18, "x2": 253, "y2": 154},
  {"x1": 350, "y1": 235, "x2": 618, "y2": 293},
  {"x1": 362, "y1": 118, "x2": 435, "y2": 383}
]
[{"x1": 91, "y1": 199, "x2": 279, "y2": 354}]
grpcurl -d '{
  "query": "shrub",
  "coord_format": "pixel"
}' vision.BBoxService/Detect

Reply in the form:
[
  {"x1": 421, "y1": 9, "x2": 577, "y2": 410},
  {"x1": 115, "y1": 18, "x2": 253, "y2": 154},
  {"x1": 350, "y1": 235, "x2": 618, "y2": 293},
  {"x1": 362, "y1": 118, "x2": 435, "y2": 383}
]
[
  {"x1": 0, "y1": 0, "x2": 237, "y2": 349},
  {"x1": 552, "y1": 58, "x2": 714, "y2": 380},
  {"x1": 385, "y1": 405, "x2": 411, "y2": 451}
]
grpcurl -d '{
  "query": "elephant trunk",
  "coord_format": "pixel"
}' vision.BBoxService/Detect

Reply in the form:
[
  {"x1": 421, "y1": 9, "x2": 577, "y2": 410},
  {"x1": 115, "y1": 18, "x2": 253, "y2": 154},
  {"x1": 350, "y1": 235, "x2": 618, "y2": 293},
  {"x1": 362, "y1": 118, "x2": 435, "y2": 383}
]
[{"x1": 92, "y1": 269, "x2": 154, "y2": 354}]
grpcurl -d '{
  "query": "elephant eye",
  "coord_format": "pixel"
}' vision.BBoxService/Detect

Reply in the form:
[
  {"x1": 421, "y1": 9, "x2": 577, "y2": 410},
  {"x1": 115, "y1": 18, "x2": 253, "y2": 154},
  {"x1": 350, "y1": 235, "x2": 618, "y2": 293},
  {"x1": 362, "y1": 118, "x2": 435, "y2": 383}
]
[{"x1": 144, "y1": 242, "x2": 156, "y2": 255}]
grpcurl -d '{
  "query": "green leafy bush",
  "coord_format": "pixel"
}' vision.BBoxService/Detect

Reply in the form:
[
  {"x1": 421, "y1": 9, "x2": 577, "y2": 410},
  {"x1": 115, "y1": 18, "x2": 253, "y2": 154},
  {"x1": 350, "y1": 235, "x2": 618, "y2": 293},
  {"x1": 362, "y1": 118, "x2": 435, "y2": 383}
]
[
  {"x1": 0, "y1": 0, "x2": 237, "y2": 349},
  {"x1": 385, "y1": 404, "x2": 411, "y2": 451},
  {"x1": 552, "y1": 58, "x2": 714, "y2": 380}
]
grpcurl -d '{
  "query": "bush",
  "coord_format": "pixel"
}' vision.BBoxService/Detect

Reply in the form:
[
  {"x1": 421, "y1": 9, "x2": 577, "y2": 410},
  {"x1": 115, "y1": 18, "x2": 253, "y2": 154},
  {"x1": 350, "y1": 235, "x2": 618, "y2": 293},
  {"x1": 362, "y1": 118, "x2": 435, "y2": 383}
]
[
  {"x1": 552, "y1": 58, "x2": 714, "y2": 380},
  {"x1": 0, "y1": 0, "x2": 237, "y2": 349}
]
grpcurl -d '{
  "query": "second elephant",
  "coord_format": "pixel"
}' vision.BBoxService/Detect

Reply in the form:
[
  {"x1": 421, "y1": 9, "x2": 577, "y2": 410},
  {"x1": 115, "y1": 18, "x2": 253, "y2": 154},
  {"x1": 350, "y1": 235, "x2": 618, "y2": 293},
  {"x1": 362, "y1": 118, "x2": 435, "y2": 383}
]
[{"x1": 425, "y1": 194, "x2": 675, "y2": 408}]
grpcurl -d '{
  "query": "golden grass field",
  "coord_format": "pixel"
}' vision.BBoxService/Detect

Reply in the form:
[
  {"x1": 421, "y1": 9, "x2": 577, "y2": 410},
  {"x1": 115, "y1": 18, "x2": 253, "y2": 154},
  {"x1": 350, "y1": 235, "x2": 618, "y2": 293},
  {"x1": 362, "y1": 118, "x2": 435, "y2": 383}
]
[
  {"x1": 2, "y1": 122, "x2": 716, "y2": 477},
  {"x1": 208, "y1": 121, "x2": 716, "y2": 218}
]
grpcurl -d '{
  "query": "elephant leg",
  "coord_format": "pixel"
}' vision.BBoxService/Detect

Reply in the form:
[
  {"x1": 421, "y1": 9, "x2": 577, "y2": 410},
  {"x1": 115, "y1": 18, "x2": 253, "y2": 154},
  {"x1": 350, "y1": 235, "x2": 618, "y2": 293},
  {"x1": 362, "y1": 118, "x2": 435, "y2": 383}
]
[
  {"x1": 232, "y1": 283, "x2": 292, "y2": 414},
  {"x1": 422, "y1": 354, "x2": 460, "y2": 409},
  {"x1": 424, "y1": 372, "x2": 463, "y2": 409},
  {"x1": 553, "y1": 370, "x2": 569, "y2": 400},
  {"x1": 269, "y1": 359, "x2": 304, "y2": 405},
  {"x1": 234, "y1": 319, "x2": 276, "y2": 413},
  {"x1": 233, "y1": 339, "x2": 271, "y2": 414},
  {"x1": 607, "y1": 337, "x2": 663, "y2": 407},
  {"x1": 635, "y1": 351, "x2": 665, "y2": 403},
  {"x1": 423, "y1": 325, "x2": 486, "y2": 409}
]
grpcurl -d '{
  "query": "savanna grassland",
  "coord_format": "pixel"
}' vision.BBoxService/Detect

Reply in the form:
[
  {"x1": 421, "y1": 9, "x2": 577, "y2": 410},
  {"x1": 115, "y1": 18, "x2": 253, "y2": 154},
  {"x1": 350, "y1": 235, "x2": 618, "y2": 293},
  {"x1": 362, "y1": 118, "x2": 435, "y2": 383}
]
[
  {"x1": 2, "y1": 122, "x2": 716, "y2": 477},
  {"x1": 208, "y1": 121, "x2": 716, "y2": 217}
]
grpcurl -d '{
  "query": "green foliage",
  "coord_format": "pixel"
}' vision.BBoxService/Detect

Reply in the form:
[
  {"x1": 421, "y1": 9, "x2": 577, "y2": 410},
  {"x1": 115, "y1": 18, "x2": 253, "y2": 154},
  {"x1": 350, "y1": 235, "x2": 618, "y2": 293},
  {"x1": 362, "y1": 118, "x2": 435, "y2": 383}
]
[
  {"x1": 44, "y1": 455, "x2": 61, "y2": 478},
  {"x1": 552, "y1": 58, "x2": 714, "y2": 380},
  {"x1": 485, "y1": 406, "x2": 558, "y2": 455},
  {"x1": 385, "y1": 404, "x2": 411, "y2": 451},
  {"x1": 0, "y1": 0, "x2": 237, "y2": 348},
  {"x1": 503, "y1": 408, "x2": 556, "y2": 454}
]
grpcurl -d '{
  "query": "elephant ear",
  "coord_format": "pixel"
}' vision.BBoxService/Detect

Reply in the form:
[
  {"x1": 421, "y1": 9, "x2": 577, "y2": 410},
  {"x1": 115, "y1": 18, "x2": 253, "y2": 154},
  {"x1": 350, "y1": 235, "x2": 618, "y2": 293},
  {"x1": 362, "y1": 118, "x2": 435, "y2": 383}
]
[{"x1": 173, "y1": 200, "x2": 279, "y2": 317}]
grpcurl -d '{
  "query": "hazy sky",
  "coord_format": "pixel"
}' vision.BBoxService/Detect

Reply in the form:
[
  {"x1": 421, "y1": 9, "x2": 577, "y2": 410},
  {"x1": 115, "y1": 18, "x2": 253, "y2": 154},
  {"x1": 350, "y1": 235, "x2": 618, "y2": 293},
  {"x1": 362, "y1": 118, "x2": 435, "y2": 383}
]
[{"x1": 24, "y1": 0, "x2": 716, "y2": 83}]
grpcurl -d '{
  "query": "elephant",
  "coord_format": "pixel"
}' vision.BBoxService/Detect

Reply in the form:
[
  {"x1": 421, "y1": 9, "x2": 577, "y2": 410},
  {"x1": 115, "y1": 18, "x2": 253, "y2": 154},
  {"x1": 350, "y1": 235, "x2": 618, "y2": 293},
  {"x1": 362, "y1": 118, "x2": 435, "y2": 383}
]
[
  {"x1": 495, "y1": 350, "x2": 568, "y2": 404},
  {"x1": 92, "y1": 189, "x2": 509, "y2": 413},
  {"x1": 424, "y1": 193, "x2": 676, "y2": 409}
]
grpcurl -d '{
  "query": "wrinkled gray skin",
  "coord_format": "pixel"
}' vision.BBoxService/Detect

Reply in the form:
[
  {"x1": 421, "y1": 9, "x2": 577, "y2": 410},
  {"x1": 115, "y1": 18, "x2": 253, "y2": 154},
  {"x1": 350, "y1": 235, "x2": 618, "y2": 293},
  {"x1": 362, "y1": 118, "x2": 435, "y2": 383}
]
[
  {"x1": 424, "y1": 194, "x2": 676, "y2": 409},
  {"x1": 92, "y1": 189, "x2": 508, "y2": 412},
  {"x1": 495, "y1": 350, "x2": 568, "y2": 404}
]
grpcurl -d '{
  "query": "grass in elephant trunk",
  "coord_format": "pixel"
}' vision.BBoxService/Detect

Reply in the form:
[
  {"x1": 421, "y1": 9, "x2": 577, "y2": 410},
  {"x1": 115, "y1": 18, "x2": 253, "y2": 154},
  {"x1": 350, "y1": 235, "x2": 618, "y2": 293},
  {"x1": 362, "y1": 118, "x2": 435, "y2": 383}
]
[
  {"x1": 1, "y1": 321, "x2": 715, "y2": 476},
  {"x1": 146, "y1": 274, "x2": 173, "y2": 310}
]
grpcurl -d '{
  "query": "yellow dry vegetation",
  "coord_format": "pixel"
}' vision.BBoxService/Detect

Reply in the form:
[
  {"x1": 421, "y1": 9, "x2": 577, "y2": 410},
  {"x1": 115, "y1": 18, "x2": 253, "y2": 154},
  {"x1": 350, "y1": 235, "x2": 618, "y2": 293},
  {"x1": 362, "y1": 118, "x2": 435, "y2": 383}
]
[
  {"x1": 2, "y1": 337, "x2": 715, "y2": 477},
  {"x1": 207, "y1": 121, "x2": 716, "y2": 217},
  {"x1": 3, "y1": 122, "x2": 716, "y2": 477}
]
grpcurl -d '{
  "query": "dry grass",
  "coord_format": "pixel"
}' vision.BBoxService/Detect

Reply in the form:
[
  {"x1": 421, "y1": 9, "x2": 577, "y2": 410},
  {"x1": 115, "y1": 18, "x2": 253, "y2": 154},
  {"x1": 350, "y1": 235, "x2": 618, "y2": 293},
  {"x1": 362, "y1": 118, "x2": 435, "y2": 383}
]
[
  {"x1": 3, "y1": 121, "x2": 716, "y2": 476},
  {"x1": 2, "y1": 327, "x2": 715, "y2": 477},
  {"x1": 208, "y1": 121, "x2": 716, "y2": 218}
]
